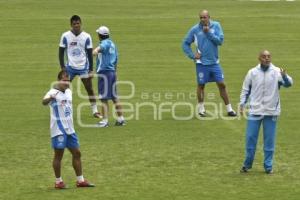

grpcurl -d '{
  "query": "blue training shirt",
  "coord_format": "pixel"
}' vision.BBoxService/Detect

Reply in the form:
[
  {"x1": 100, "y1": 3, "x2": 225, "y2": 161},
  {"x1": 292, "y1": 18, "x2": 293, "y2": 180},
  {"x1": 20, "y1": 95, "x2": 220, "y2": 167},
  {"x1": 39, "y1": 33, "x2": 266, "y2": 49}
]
[
  {"x1": 182, "y1": 20, "x2": 224, "y2": 65},
  {"x1": 96, "y1": 38, "x2": 118, "y2": 72}
]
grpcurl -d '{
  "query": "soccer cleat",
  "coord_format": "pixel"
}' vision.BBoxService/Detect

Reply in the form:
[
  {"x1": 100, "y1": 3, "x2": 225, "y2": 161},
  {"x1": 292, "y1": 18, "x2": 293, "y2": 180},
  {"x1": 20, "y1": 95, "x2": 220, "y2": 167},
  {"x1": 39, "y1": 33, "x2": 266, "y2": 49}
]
[
  {"x1": 198, "y1": 111, "x2": 206, "y2": 117},
  {"x1": 55, "y1": 181, "x2": 67, "y2": 189},
  {"x1": 115, "y1": 120, "x2": 126, "y2": 126},
  {"x1": 240, "y1": 166, "x2": 249, "y2": 173},
  {"x1": 76, "y1": 180, "x2": 95, "y2": 187},
  {"x1": 97, "y1": 120, "x2": 109, "y2": 128},
  {"x1": 93, "y1": 112, "x2": 103, "y2": 119},
  {"x1": 228, "y1": 111, "x2": 237, "y2": 117},
  {"x1": 265, "y1": 169, "x2": 273, "y2": 175}
]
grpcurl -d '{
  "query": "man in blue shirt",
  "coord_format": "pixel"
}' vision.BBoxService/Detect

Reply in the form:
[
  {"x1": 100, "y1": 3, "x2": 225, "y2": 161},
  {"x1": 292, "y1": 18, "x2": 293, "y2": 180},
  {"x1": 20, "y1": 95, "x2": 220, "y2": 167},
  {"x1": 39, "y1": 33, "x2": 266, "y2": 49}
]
[
  {"x1": 93, "y1": 26, "x2": 125, "y2": 127},
  {"x1": 182, "y1": 10, "x2": 236, "y2": 117}
]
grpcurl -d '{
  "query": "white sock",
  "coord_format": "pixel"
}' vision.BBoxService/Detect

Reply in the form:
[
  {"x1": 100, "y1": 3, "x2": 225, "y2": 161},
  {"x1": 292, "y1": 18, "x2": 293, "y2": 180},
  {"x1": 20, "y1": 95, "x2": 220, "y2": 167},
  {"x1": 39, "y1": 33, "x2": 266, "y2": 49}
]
[
  {"x1": 117, "y1": 116, "x2": 124, "y2": 122},
  {"x1": 198, "y1": 102, "x2": 205, "y2": 113},
  {"x1": 77, "y1": 175, "x2": 84, "y2": 183},
  {"x1": 102, "y1": 118, "x2": 108, "y2": 123},
  {"x1": 56, "y1": 177, "x2": 63, "y2": 184},
  {"x1": 226, "y1": 104, "x2": 233, "y2": 112},
  {"x1": 91, "y1": 104, "x2": 98, "y2": 114}
]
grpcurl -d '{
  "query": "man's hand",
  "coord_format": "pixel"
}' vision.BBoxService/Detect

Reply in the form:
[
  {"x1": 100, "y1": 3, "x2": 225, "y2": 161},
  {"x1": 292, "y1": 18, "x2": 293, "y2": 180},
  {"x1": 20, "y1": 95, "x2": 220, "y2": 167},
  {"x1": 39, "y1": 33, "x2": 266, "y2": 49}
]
[
  {"x1": 50, "y1": 91, "x2": 59, "y2": 100},
  {"x1": 49, "y1": 95, "x2": 56, "y2": 101},
  {"x1": 194, "y1": 52, "x2": 201, "y2": 60},
  {"x1": 203, "y1": 25, "x2": 210, "y2": 33},
  {"x1": 280, "y1": 67, "x2": 287, "y2": 76},
  {"x1": 88, "y1": 70, "x2": 94, "y2": 78},
  {"x1": 239, "y1": 106, "x2": 244, "y2": 116},
  {"x1": 42, "y1": 92, "x2": 58, "y2": 105},
  {"x1": 93, "y1": 47, "x2": 100, "y2": 56}
]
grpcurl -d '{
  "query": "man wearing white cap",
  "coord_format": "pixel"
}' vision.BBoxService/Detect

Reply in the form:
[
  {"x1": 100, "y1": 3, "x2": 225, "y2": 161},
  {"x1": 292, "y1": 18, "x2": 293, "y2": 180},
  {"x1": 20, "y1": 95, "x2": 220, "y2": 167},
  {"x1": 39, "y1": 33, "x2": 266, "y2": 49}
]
[{"x1": 93, "y1": 26, "x2": 125, "y2": 127}]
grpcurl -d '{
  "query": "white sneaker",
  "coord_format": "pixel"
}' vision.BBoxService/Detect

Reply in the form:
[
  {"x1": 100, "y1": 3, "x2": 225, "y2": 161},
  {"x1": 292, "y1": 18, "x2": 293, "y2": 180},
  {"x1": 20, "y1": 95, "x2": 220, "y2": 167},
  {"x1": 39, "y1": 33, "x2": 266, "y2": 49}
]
[
  {"x1": 97, "y1": 120, "x2": 108, "y2": 127},
  {"x1": 198, "y1": 111, "x2": 206, "y2": 117},
  {"x1": 115, "y1": 120, "x2": 126, "y2": 126}
]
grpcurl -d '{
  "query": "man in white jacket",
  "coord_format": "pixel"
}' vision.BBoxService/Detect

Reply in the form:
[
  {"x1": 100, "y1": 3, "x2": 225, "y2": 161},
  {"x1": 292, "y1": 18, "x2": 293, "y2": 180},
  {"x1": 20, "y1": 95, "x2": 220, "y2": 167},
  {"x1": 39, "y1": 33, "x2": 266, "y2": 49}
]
[{"x1": 239, "y1": 50, "x2": 293, "y2": 174}]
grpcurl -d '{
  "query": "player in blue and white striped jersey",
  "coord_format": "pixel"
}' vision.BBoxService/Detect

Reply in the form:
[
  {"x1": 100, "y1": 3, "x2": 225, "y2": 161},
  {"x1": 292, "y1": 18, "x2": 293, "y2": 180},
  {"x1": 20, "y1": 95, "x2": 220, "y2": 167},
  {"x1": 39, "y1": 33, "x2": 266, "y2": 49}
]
[{"x1": 42, "y1": 70, "x2": 95, "y2": 189}]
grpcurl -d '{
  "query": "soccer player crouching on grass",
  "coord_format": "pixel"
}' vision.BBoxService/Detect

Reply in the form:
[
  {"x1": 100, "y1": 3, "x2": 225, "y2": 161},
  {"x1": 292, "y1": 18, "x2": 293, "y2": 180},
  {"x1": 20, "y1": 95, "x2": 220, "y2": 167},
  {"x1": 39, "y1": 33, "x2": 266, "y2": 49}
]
[
  {"x1": 93, "y1": 26, "x2": 125, "y2": 127},
  {"x1": 42, "y1": 70, "x2": 95, "y2": 189}
]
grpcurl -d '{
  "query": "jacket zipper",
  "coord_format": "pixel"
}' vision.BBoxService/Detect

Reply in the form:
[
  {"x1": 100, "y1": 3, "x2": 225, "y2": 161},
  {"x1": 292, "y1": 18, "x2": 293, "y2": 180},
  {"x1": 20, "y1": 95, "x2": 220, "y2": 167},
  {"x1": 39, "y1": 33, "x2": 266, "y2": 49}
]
[{"x1": 262, "y1": 71, "x2": 265, "y2": 113}]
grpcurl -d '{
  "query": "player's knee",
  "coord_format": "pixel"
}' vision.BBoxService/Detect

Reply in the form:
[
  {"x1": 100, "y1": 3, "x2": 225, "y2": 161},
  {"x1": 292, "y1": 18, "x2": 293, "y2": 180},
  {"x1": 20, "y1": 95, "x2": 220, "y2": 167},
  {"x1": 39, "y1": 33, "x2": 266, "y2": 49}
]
[
  {"x1": 112, "y1": 99, "x2": 119, "y2": 104},
  {"x1": 54, "y1": 150, "x2": 64, "y2": 160},
  {"x1": 72, "y1": 150, "x2": 81, "y2": 159},
  {"x1": 198, "y1": 84, "x2": 205, "y2": 90},
  {"x1": 86, "y1": 87, "x2": 94, "y2": 95},
  {"x1": 101, "y1": 99, "x2": 108, "y2": 103},
  {"x1": 54, "y1": 154, "x2": 63, "y2": 162},
  {"x1": 217, "y1": 83, "x2": 226, "y2": 90}
]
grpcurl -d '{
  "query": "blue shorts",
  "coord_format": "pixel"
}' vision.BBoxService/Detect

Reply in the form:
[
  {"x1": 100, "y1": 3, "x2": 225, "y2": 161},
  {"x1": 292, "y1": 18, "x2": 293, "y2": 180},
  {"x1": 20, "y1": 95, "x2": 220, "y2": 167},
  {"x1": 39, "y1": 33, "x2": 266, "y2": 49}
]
[
  {"x1": 51, "y1": 133, "x2": 79, "y2": 149},
  {"x1": 98, "y1": 70, "x2": 118, "y2": 100},
  {"x1": 196, "y1": 63, "x2": 224, "y2": 85},
  {"x1": 66, "y1": 66, "x2": 89, "y2": 81}
]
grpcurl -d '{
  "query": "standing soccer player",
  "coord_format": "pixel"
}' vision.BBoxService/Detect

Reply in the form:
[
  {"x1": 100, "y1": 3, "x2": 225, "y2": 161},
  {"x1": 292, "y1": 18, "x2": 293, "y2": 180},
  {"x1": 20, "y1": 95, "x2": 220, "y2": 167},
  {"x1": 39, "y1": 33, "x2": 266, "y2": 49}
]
[
  {"x1": 59, "y1": 15, "x2": 101, "y2": 118},
  {"x1": 182, "y1": 10, "x2": 236, "y2": 117},
  {"x1": 42, "y1": 70, "x2": 95, "y2": 189},
  {"x1": 240, "y1": 50, "x2": 293, "y2": 174},
  {"x1": 93, "y1": 26, "x2": 125, "y2": 127}
]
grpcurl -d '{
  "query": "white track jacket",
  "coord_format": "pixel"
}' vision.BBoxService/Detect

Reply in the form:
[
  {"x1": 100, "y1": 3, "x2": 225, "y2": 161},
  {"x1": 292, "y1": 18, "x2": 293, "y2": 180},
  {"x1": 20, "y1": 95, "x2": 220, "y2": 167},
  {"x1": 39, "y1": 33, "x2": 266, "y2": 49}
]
[{"x1": 240, "y1": 64, "x2": 293, "y2": 116}]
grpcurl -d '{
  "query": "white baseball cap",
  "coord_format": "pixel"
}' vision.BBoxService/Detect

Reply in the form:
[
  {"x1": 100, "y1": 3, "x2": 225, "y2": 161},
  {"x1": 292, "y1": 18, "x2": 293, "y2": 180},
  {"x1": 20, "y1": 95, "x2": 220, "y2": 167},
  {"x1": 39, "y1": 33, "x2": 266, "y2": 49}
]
[{"x1": 96, "y1": 26, "x2": 110, "y2": 35}]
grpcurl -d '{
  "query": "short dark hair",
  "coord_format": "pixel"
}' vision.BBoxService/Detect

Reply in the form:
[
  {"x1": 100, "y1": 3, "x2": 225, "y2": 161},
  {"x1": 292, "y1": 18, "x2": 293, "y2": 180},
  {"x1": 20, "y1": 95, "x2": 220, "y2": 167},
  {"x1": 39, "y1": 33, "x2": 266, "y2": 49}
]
[
  {"x1": 70, "y1": 15, "x2": 81, "y2": 24},
  {"x1": 57, "y1": 70, "x2": 69, "y2": 80},
  {"x1": 99, "y1": 34, "x2": 109, "y2": 40}
]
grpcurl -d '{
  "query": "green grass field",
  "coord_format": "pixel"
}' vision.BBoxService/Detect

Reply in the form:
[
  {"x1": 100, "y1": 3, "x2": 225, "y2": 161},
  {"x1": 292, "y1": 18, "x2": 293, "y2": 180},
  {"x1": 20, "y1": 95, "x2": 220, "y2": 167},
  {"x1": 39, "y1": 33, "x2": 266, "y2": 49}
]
[{"x1": 1, "y1": 0, "x2": 300, "y2": 199}]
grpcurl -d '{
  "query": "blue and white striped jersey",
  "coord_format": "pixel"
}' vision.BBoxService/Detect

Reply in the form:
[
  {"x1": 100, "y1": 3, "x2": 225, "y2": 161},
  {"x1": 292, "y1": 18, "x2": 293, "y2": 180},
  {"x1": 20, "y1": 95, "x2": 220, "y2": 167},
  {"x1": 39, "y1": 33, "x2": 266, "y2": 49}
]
[{"x1": 43, "y1": 88, "x2": 75, "y2": 138}]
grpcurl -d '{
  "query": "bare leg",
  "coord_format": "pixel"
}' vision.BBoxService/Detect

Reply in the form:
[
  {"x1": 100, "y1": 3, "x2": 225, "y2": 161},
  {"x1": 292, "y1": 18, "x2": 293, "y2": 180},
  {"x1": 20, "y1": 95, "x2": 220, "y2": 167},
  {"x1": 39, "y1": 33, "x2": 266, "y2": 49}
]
[
  {"x1": 68, "y1": 148, "x2": 82, "y2": 176},
  {"x1": 81, "y1": 77, "x2": 97, "y2": 105},
  {"x1": 216, "y1": 82, "x2": 230, "y2": 105},
  {"x1": 112, "y1": 99, "x2": 123, "y2": 117},
  {"x1": 101, "y1": 100, "x2": 109, "y2": 119},
  {"x1": 69, "y1": 148, "x2": 95, "y2": 187},
  {"x1": 196, "y1": 84, "x2": 206, "y2": 116},
  {"x1": 53, "y1": 149, "x2": 64, "y2": 178},
  {"x1": 197, "y1": 84, "x2": 205, "y2": 103},
  {"x1": 81, "y1": 77, "x2": 102, "y2": 117}
]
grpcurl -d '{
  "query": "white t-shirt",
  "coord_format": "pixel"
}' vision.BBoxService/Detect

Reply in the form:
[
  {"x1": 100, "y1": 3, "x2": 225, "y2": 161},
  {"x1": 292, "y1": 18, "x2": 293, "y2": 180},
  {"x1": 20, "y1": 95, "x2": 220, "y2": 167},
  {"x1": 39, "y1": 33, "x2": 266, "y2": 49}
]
[
  {"x1": 59, "y1": 31, "x2": 93, "y2": 70},
  {"x1": 43, "y1": 88, "x2": 75, "y2": 138}
]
